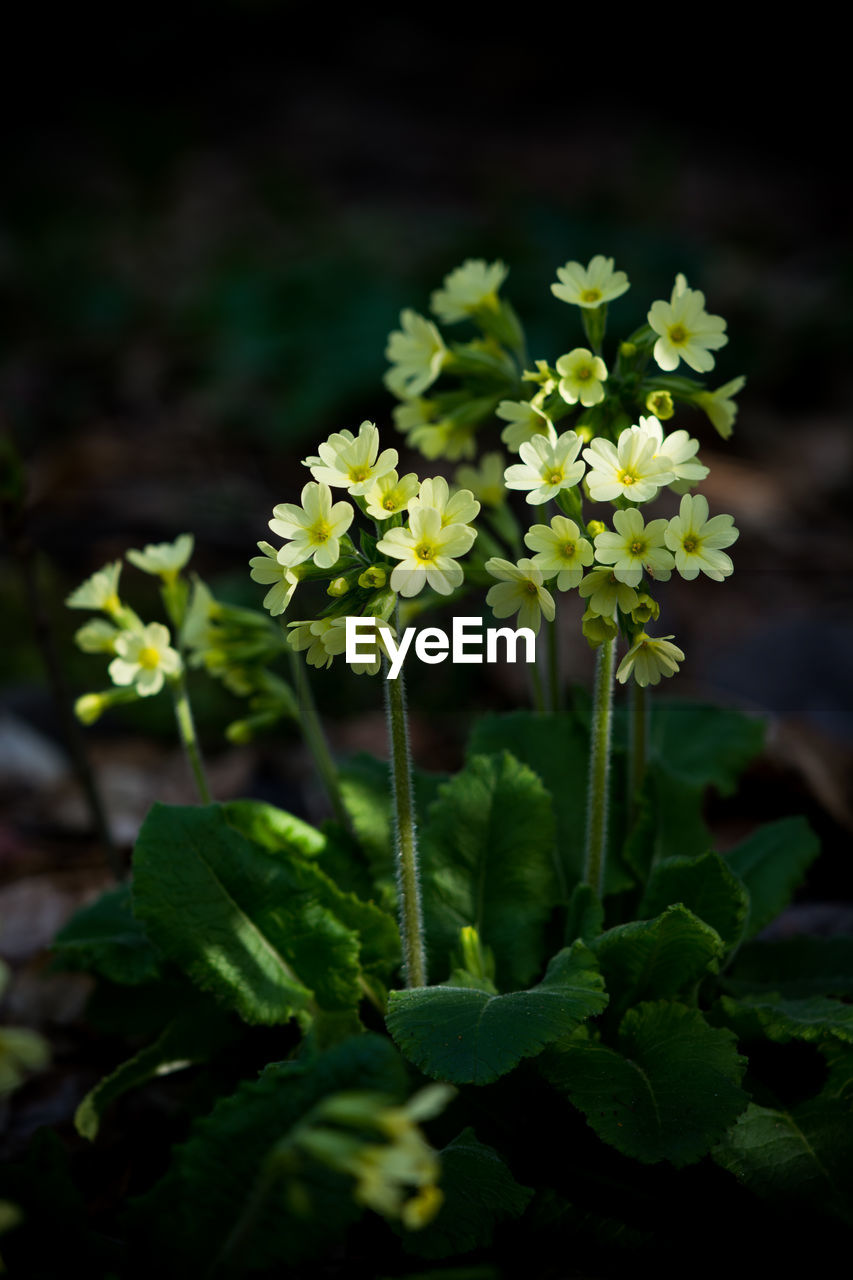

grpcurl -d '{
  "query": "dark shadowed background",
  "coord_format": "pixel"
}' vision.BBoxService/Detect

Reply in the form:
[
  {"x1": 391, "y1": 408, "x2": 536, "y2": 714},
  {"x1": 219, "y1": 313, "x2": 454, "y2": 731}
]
[{"x1": 1, "y1": 8, "x2": 851, "y2": 906}]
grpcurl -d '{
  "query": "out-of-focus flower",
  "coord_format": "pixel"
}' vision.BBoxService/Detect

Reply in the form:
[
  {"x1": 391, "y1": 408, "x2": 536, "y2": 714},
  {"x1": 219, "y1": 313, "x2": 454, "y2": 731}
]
[{"x1": 551, "y1": 255, "x2": 629, "y2": 308}]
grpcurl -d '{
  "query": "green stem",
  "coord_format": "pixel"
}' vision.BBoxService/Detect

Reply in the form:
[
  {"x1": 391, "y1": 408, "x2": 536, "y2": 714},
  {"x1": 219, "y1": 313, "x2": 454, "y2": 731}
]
[
  {"x1": 170, "y1": 673, "x2": 212, "y2": 804},
  {"x1": 528, "y1": 648, "x2": 546, "y2": 715},
  {"x1": 383, "y1": 649, "x2": 426, "y2": 989},
  {"x1": 584, "y1": 630, "x2": 616, "y2": 896},
  {"x1": 288, "y1": 649, "x2": 349, "y2": 828},
  {"x1": 628, "y1": 680, "x2": 648, "y2": 824}
]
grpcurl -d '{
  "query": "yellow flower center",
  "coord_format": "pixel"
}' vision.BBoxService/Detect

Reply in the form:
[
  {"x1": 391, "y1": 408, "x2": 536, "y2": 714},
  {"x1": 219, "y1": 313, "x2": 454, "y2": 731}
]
[
  {"x1": 682, "y1": 535, "x2": 698, "y2": 553},
  {"x1": 349, "y1": 465, "x2": 370, "y2": 483},
  {"x1": 525, "y1": 581, "x2": 538, "y2": 594},
  {"x1": 383, "y1": 496, "x2": 397, "y2": 511},
  {"x1": 312, "y1": 520, "x2": 331, "y2": 543},
  {"x1": 415, "y1": 543, "x2": 435, "y2": 562},
  {"x1": 138, "y1": 645, "x2": 160, "y2": 670},
  {"x1": 668, "y1": 324, "x2": 687, "y2": 345},
  {"x1": 617, "y1": 470, "x2": 635, "y2": 486},
  {"x1": 576, "y1": 366, "x2": 591, "y2": 380},
  {"x1": 630, "y1": 540, "x2": 645, "y2": 555},
  {"x1": 562, "y1": 542, "x2": 575, "y2": 558},
  {"x1": 546, "y1": 469, "x2": 564, "y2": 486},
  {"x1": 581, "y1": 288, "x2": 602, "y2": 303}
]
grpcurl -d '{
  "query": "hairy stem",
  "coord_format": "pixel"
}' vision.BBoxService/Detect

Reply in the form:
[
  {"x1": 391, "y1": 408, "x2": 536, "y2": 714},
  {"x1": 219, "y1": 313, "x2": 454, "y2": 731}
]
[
  {"x1": 383, "y1": 654, "x2": 426, "y2": 989},
  {"x1": 584, "y1": 630, "x2": 616, "y2": 896},
  {"x1": 170, "y1": 672, "x2": 212, "y2": 805}
]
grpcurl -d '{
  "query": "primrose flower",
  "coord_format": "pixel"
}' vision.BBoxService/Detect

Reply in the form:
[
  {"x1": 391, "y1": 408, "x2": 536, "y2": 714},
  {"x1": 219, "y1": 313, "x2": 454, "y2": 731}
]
[
  {"x1": 578, "y1": 568, "x2": 639, "y2": 618},
  {"x1": 556, "y1": 348, "x2": 608, "y2": 407},
  {"x1": 583, "y1": 426, "x2": 673, "y2": 504},
  {"x1": 320, "y1": 615, "x2": 395, "y2": 675},
  {"x1": 593, "y1": 508, "x2": 674, "y2": 587},
  {"x1": 286, "y1": 619, "x2": 335, "y2": 670},
  {"x1": 249, "y1": 541, "x2": 301, "y2": 616},
  {"x1": 496, "y1": 398, "x2": 553, "y2": 452},
  {"x1": 408, "y1": 476, "x2": 480, "y2": 527},
  {"x1": 522, "y1": 360, "x2": 559, "y2": 395},
  {"x1": 66, "y1": 561, "x2": 123, "y2": 616},
  {"x1": 665, "y1": 494, "x2": 739, "y2": 581},
  {"x1": 524, "y1": 516, "x2": 594, "y2": 590},
  {"x1": 485, "y1": 558, "x2": 555, "y2": 635},
  {"x1": 126, "y1": 534, "x2": 194, "y2": 581},
  {"x1": 455, "y1": 453, "x2": 506, "y2": 508},
  {"x1": 551, "y1": 255, "x2": 630, "y2": 309},
  {"x1": 269, "y1": 483, "x2": 354, "y2": 570},
  {"x1": 648, "y1": 275, "x2": 728, "y2": 373},
  {"x1": 377, "y1": 506, "x2": 477, "y2": 597},
  {"x1": 430, "y1": 258, "x2": 508, "y2": 324},
  {"x1": 385, "y1": 310, "x2": 449, "y2": 398},
  {"x1": 108, "y1": 622, "x2": 181, "y2": 697},
  {"x1": 364, "y1": 470, "x2": 421, "y2": 521},
  {"x1": 305, "y1": 421, "x2": 398, "y2": 496},
  {"x1": 407, "y1": 415, "x2": 478, "y2": 461},
  {"x1": 616, "y1": 633, "x2": 685, "y2": 687},
  {"x1": 504, "y1": 429, "x2": 585, "y2": 505},
  {"x1": 636, "y1": 415, "x2": 709, "y2": 491},
  {"x1": 693, "y1": 375, "x2": 747, "y2": 440}
]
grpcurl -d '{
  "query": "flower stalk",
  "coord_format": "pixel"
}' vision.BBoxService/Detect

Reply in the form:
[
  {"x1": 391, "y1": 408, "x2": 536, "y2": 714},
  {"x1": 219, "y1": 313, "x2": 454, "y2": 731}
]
[
  {"x1": 169, "y1": 671, "x2": 212, "y2": 805},
  {"x1": 584, "y1": 627, "x2": 616, "y2": 896},
  {"x1": 288, "y1": 648, "x2": 349, "y2": 829},
  {"x1": 383, "y1": 645, "x2": 427, "y2": 989},
  {"x1": 628, "y1": 679, "x2": 648, "y2": 824}
]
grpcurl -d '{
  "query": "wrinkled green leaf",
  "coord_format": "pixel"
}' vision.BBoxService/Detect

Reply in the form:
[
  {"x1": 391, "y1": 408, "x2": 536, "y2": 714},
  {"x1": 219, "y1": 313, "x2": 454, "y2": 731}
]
[
  {"x1": 650, "y1": 702, "x2": 765, "y2": 795},
  {"x1": 725, "y1": 817, "x2": 820, "y2": 937},
  {"x1": 128, "y1": 1034, "x2": 408, "y2": 1271},
  {"x1": 639, "y1": 851, "x2": 749, "y2": 949},
  {"x1": 421, "y1": 752, "x2": 558, "y2": 989},
  {"x1": 544, "y1": 1000, "x2": 747, "y2": 1166},
  {"x1": 723, "y1": 936, "x2": 853, "y2": 999},
  {"x1": 402, "y1": 1129, "x2": 532, "y2": 1259},
  {"x1": 719, "y1": 993, "x2": 853, "y2": 1045},
  {"x1": 592, "y1": 904, "x2": 724, "y2": 1018},
  {"x1": 714, "y1": 1043, "x2": 853, "y2": 1225},
  {"x1": 52, "y1": 883, "x2": 161, "y2": 985},
  {"x1": 387, "y1": 942, "x2": 607, "y2": 1086},
  {"x1": 132, "y1": 803, "x2": 397, "y2": 1025}
]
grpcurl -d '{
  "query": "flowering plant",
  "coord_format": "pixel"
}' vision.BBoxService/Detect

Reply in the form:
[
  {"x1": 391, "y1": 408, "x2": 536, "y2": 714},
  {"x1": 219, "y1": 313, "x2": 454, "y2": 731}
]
[{"x1": 37, "y1": 255, "x2": 852, "y2": 1279}]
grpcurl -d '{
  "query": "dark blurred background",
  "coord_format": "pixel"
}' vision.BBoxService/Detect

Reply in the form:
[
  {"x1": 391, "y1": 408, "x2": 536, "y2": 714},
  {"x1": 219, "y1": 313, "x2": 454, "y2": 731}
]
[{"x1": 1, "y1": 6, "x2": 851, "y2": 890}]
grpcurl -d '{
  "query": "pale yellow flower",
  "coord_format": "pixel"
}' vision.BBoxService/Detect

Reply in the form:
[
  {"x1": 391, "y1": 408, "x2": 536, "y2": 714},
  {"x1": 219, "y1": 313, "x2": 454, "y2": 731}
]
[
  {"x1": 556, "y1": 348, "x2": 608, "y2": 407},
  {"x1": 249, "y1": 541, "x2": 301, "y2": 616},
  {"x1": 485, "y1": 557, "x2": 555, "y2": 634},
  {"x1": 126, "y1": 534, "x2": 194, "y2": 581},
  {"x1": 431, "y1": 258, "x2": 508, "y2": 323},
  {"x1": 504, "y1": 429, "x2": 585, "y2": 505},
  {"x1": 524, "y1": 516, "x2": 594, "y2": 589},
  {"x1": 108, "y1": 622, "x2": 182, "y2": 697},
  {"x1": 693, "y1": 376, "x2": 746, "y2": 440},
  {"x1": 496, "y1": 398, "x2": 553, "y2": 452},
  {"x1": 616, "y1": 633, "x2": 685, "y2": 687},
  {"x1": 377, "y1": 505, "x2": 477, "y2": 597},
  {"x1": 664, "y1": 494, "x2": 739, "y2": 581},
  {"x1": 648, "y1": 276, "x2": 728, "y2": 373},
  {"x1": 385, "y1": 310, "x2": 449, "y2": 398},
  {"x1": 269, "y1": 482, "x2": 354, "y2": 570},
  {"x1": 551, "y1": 255, "x2": 629, "y2": 309},
  {"x1": 305, "y1": 421, "x2": 398, "y2": 496}
]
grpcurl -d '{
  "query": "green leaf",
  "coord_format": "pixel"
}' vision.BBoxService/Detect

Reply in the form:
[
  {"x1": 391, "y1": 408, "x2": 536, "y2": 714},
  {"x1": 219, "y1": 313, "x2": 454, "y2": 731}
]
[
  {"x1": 402, "y1": 1129, "x2": 533, "y2": 1259},
  {"x1": 725, "y1": 817, "x2": 820, "y2": 937},
  {"x1": 128, "y1": 1034, "x2": 409, "y2": 1271},
  {"x1": 650, "y1": 701, "x2": 765, "y2": 795},
  {"x1": 221, "y1": 798, "x2": 325, "y2": 858},
  {"x1": 543, "y1": 1001, "x2": 748, "y2": 1166},
  {"x1": 51, "y1": 883, "x2": 161, "y2": 985},
  {"x1": 75, "y1": 1005, "x2": 234, "y2": 1141},
  {"x1": 624, "y1": 765, "x2": 712, "y2": 885},
  {"x1": 723, "y1": 936, "x2": 853, "y2": 999},
  {"x1": 132, "y1": 803, "x2": 395, "y2": 1024},
  {"x1": 719, "y1": 994, "x2": 853, "y2": 1045},
  {"x1": 420, "y1": 752, "x2": 558, "y2": 989},
  {"x1": 639, "y1": 851, "x2": 749, "y2": 949},
  {"x1": 339, "y1": 754, "x2": 447, "y2": 898},
  {"x1": 468, "y1": 712, "x2": 587, "y2": 895},
  {"x1": 592, "y1": 904, "x2": 724, "y2": 1018},
  {"x1": 386, "y1": 942, "x2": 607, "y2": 1086},
  {"x1": 713, "y1": 1043, "x2": 853, "y2": 1225}
]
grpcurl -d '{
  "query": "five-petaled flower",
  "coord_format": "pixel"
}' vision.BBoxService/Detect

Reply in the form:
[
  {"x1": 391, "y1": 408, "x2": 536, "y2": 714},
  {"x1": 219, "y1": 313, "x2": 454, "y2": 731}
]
[
  {"x1": 594, "y1": 508, "x2": 674, "y2": 587},
  {"x1": 376, "y1": 506, "x2": 477, "y2": 597},
  {"x1": 269, "y1": 483, "x2": 354, "y2": 570},
  {"x1": 583, "y1": 426, "x2": 673, "y2": 504},
  {"x1": 665, "y1": 494, "x2": 739, "y2": 581},
  {"x1": 524, "y1": 516, "x2": 594, "y2": 590},
  {"x1": 108, "y1": 622, "x2": 181, "y2": 697},
  {"x1": 616, "y1": 633, "x2": 685, "y2": 687},
  {"x1": 647, "y1": 274, "x2": 728, "y2": 373},
  {"x1": 385, "y1": 310, "x2": 449, "y2": 398},
  {"x1": 551, "y1": 255, "x2": 630, "y2": 309},
  {"x1": 485, "y1": 558, "x2": 556, "y2": 634},
  {"x1": 504, "y1": 428, "x2": 585, "y2": 505},
  {"x1": 305, "y1": 421, "x2": 398, "y2": 496},
  {"x1": 430, "y1": 258, "x2": 508, "y2": 324},
  {"x1": 556, "y1": 348, "x2": 608, "y2": 407}
]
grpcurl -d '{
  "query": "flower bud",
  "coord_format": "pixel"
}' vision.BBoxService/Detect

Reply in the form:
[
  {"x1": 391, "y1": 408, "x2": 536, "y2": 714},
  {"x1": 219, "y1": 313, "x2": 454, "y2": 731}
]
[
  {"x1": 327, "y1": 576, "x2": 350, "y2": 598},
  {"x1": 358, "y1": 565, "x2": 387, "y2": 590},
  {"x1": 645, "y1": 389, "x2": 674, "y2": 420}
]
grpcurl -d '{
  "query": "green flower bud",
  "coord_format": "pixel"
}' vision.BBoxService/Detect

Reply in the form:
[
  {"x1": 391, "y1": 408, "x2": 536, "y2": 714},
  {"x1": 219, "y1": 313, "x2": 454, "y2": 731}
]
[
  {"x1": 327, "y1": 576, "x2": 350, "y2": 598},
  {"x1": 645, "y1": 388, "x2": 675, "y2": 420},
  {"x1": 631, "y1": 592, "x2": 660, "y2": 624},
  {"x1": 619, "y1": 341, "x2": 637, "y2": 358},
  {"x1": 358, "y1": 565, "x2": 387, "y2": 590},
  {"x1": 75, "y1": 693, "x2": 107, "y2": 725},
  {"x1": 586, "y1": 519, "x2": 606, "y2": 538},
  {"x1": 581, "y1": 608, "x2": 618, "y2": 648}
]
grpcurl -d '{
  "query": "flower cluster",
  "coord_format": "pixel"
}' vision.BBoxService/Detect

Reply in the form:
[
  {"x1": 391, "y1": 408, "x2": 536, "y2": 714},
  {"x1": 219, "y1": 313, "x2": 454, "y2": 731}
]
[{"x1": 255, "y1": 421, "x2": 480, "y2": 673}]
